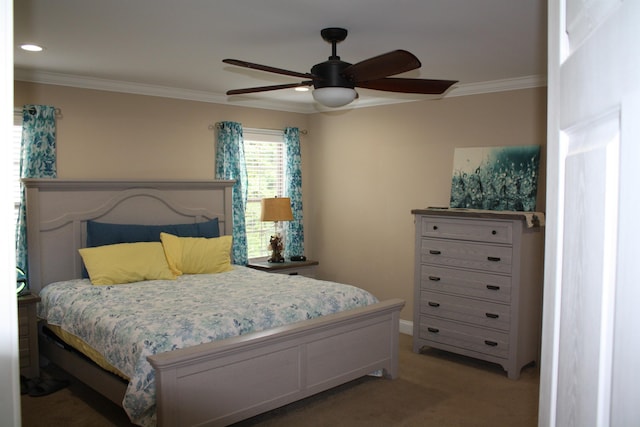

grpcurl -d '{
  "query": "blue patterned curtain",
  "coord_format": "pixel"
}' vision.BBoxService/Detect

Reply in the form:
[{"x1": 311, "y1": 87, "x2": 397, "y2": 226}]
[
  {"x1": 215, "y1": 121, "x2": 248, "y2": 265},
  {"x1": 16, "y1": 105, "x2": 58, "y2": 275},
  {"x1": 283, "y1": 127, "x2": 305, "y2": 258}
]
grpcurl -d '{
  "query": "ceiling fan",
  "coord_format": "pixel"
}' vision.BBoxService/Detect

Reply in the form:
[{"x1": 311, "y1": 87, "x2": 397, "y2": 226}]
[{"x1": 223, "y1": 27, "x2": 458, "y2": 107}]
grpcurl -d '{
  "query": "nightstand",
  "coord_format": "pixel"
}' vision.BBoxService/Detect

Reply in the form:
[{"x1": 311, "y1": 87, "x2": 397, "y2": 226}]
[
  {"x1": 247, "y1": 259, "x2": 319, "y2": 278},
  {"x1": 18, "y1": 293, "x2": 41, "y2": 379}
]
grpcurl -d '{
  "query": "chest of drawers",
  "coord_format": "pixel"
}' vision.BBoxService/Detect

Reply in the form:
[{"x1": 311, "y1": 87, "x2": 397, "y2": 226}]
[{"x1": 412, "y1": 209, "x2": 544, "y2": 379}]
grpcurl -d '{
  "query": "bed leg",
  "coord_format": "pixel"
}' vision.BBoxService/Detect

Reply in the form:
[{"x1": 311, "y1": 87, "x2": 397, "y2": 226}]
[{"x1": 384, "y1": 308, "x2": 401, "y2": 379}]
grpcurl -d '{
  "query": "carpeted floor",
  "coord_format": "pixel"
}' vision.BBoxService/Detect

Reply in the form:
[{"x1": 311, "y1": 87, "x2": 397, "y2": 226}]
[{"x1": 20, "y1": 334, "x2": 539, "y2": 426}]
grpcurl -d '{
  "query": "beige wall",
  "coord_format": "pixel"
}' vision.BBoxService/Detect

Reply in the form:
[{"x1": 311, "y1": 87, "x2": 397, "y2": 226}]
[
  {"x1": 14, "y1": 81, "x2": 546, "y2": 322},
  {"x1": 306, "y1": 88, "x2": 547, "y2": 321},
  {"x1": 14, "y1": 82, "x2": 311, "y2": 179}
]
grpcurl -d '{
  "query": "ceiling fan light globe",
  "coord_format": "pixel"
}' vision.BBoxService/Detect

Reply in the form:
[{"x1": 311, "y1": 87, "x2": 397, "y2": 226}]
[{"x1": 312, "y1": 87, "x2": 357, "y2": 107}]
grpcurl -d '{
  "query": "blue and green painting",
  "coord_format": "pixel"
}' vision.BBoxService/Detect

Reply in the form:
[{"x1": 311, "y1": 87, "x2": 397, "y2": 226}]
[{"x1": 450, "y1": 145, "x2": 541, "y2": 211}]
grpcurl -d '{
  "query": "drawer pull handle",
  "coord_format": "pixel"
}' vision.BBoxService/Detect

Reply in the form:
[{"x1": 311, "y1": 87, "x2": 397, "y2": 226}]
[
  {"x1": 428, "y1": 301, "x2": 440, "y2": 307},
  {"x1": 433, "y1": 225, "x2": 438, "y2": 230},
  {"x1": 492, "y1": 230, "x2": 497, "y2": 235},
  {"x1": 485, "y1": 313, "x2": 499, "y2": 319},
  {"x1": 429, "y1": 250, "x2": 442, "y2": 255},
  {"x1": 427, "y1": 327, "x2": 440, "y2": 333},
  {"x1": 428, "y1": 276, "x2": 441, "y2": 282},
  {"x1": 484, "y1": 340, "x2": 498, "y2": 347},
  {"x1": 288, "y1": 272, "x2": 299, "y2": 276},
  {"x1": 486, "y1": 285, "x2": 501, "y2": 291},
  {"x1": 487, "y1": 256, "x2": 501, "y2": 262}
]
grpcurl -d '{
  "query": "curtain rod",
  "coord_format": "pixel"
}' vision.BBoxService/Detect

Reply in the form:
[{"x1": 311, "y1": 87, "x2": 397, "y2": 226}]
[
  {"x1": 209, "y1": 124, "x2": 307, "y2": 135},
  {"x1": 14, "y1": 107, "x2": 63, "y2": 117}
]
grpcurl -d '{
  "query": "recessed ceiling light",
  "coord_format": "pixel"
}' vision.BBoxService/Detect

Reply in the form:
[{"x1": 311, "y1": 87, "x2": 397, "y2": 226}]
[
  {"x1": 295, "y1": 86, "x2": 309, "y2": 92},
  {"x1": 20, "y1": 44, "x2": 44, "y2": 52}
]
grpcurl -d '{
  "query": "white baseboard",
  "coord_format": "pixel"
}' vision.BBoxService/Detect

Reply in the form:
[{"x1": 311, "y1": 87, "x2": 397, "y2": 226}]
[{"x1": 399, "y1": 319, "x2": 413, "y2": 336}]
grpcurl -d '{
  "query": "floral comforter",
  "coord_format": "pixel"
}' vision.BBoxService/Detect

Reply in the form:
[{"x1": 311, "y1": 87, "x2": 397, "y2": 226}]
[{"x1": 37, "y1": 266, "x2": 378, "y2": 426}]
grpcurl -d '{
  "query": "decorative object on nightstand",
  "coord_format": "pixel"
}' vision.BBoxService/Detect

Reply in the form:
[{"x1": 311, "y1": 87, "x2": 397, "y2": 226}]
[
  {"x1": 17, "y1": 267, "x2": 28, "y2": 295},
  {"x1": 260, "y1": 197, "x2": 294, "y2": 263}
]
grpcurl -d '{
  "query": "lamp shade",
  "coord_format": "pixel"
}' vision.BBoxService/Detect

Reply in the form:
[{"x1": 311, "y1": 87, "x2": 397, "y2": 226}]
[
  {"x1": 312, "y1": 87, "x2": 357, "y2": 108},
  {"x1": 260, "y1": 197, "x2": 294, "y2": 222}
]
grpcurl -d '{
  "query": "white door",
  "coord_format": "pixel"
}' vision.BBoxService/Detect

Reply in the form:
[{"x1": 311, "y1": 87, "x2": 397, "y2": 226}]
[{"x1": 539, "y1": 1, "x2": 640, "y2": 426}]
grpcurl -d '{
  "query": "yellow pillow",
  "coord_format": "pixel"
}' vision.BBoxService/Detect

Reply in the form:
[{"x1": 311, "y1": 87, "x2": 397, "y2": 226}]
[
  {"x1": 79, "y1": 242, "x2": 176, "y2": 285},
  {"x1": 160, "y1": 232, "x2": 233, "y2": 275}
]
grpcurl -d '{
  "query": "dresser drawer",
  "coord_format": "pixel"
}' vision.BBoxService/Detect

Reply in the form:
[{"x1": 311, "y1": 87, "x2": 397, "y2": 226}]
[
  {"x1": 19, "y1": 339, "x2": 30, "y2": 368},
  {"x1": 420, "y1": 291, "x2": 511, "y2": 331},
  {"x1": 420, "y1": 265, "x2": 511, "y2": 303},
  {"x1": 420, "y1": 216, "x2": 513, "y2": 244},
  {"x1": 18, "y1": 307, "x2": 30, "y2": 334},
  {"x1": 17, "y1": 294, "x2": 41, "y2": 379},
  {"x1": 419, "y1": 316, "x2": 509, "y2": 358},
  {"x1": 420, "y1": 239, "x2": 513, "y2": 274}
]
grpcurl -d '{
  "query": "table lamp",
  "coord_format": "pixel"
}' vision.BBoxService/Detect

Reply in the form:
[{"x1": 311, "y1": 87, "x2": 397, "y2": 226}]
[{"x1": 260, "y1": 197, "x2": 294, "y2": 263}]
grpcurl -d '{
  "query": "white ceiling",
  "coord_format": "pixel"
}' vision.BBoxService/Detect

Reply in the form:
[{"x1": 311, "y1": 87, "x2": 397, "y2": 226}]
[{"x1": 13, "y1": 0, "x2": 547, "y2": 114}]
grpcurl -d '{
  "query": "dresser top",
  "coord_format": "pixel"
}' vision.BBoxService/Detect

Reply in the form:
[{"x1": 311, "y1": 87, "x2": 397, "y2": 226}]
[{"x1": 411, "y1": 208, "x2": 545, "y2": 228}]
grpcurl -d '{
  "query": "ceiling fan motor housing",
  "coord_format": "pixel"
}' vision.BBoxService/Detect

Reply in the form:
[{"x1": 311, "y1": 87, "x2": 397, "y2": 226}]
[{"x1": 311, "y1": 60, "x2": 355, "y2": 89}]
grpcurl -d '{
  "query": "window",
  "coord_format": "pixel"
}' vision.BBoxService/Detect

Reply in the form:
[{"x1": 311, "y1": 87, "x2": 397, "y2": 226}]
[
  {"x1": 12, "y1": 110, "x2": 22, "y2": 227},
  {"x1": 244, "y1": 129, "x2": 287, "y2": 259}
]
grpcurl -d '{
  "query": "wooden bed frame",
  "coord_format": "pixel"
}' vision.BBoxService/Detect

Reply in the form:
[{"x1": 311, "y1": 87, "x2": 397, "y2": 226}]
[{"x1": 24, "y1": 179, "x2": 405, "y2": 427}]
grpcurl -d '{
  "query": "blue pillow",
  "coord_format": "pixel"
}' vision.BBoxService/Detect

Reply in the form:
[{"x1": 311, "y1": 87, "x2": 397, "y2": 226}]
[
  {"x1": 83, "y1": 218, "x2": 220, "y2": 278},
  {"x1": 86, "y1": 218, "x2": 220, "y2": 247}
]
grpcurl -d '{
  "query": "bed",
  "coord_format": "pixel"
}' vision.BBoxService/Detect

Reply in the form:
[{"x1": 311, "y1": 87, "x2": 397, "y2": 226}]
[{"x1": 24, "y1": 179, "x2": 405, "y2": 427}]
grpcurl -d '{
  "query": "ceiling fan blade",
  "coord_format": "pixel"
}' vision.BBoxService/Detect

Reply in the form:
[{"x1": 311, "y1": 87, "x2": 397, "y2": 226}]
[
  {"x1": 343, "y1": 50, "x2": 421, "y2": 82},
  {"x1": 227, "y1": 81, "x2": 313, "y2": 95},
  {"x1": 223, "y1": 59, "x2": 314, "y2": 80},
  {"x1": 356, "y1": 77, "x2": 458, "y2": 95}
]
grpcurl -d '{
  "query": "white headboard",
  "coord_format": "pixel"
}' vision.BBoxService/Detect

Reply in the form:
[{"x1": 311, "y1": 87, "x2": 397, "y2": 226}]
[{"x1": 24, "y1": 179, "x2": 235, "y2": 294}]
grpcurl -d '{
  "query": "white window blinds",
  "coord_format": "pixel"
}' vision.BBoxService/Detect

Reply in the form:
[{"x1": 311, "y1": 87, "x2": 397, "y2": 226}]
[{"x1": 244, "y1": 129, "x2": 286, "y2": 259}]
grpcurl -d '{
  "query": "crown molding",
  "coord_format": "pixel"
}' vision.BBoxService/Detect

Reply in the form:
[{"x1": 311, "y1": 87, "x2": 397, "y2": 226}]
[
  {"x1": 14, "y1": 68, "x2": 546, "y2": 114},
  {"x1": 13, "y1": 69, "x2": 315, "y2": 113},
  {"x1": 447, "y1": 75, "x2": 547, "y2": 97},
  {"x1": 14, "y1": 69, "x2": 228, "y2": 104}
]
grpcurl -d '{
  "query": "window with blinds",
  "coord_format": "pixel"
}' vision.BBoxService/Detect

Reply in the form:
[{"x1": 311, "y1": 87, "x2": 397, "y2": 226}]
[
  {"x1": 244, "y1": 130, "x2": 286, "y2": 259},
  {"x1": 12, "y1": 112, "x2": 22, "y2": 227}
]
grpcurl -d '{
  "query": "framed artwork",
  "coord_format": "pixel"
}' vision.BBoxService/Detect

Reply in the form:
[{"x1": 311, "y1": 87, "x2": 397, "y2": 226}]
[{"x1": 450, "y1": 145, "x2": 541, "y2": 211}]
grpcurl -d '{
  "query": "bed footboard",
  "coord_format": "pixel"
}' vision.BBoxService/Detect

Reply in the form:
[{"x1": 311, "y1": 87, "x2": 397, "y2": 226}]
[{"x1": 148, "y1": 298, "x2": 404, "y2": 427}]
